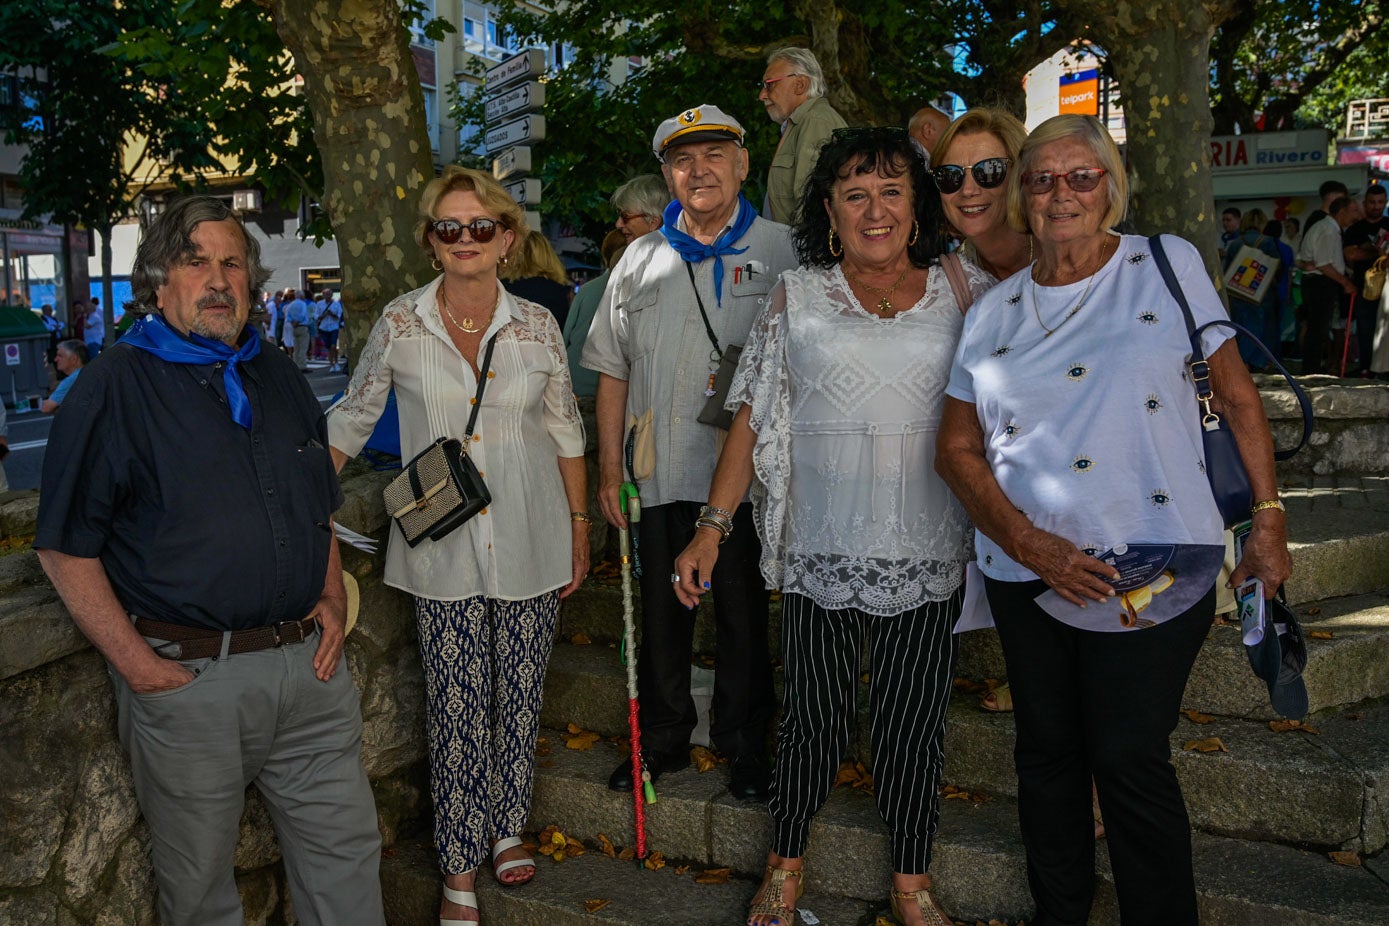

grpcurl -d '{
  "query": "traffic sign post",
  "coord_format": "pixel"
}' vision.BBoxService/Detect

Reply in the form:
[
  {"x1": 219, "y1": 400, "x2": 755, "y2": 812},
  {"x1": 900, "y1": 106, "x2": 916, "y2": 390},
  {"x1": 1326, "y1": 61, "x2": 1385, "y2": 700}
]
[{"x1": 484, "y1": 51, "x2": 547, "y2": 226}]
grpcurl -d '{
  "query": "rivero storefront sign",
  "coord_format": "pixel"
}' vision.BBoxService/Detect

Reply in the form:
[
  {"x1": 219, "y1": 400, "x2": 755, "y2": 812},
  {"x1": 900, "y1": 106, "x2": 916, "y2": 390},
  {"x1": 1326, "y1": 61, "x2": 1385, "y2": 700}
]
[{"x1": 1210, "y1": 129, "x2": 1328, "y2": 171}]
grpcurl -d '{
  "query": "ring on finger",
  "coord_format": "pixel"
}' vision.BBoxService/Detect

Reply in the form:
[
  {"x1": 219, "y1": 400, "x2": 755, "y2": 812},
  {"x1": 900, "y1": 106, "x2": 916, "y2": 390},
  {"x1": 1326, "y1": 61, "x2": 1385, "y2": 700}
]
[{"x1": 669, "y1": 573, "x2": 680, "y2": 583}]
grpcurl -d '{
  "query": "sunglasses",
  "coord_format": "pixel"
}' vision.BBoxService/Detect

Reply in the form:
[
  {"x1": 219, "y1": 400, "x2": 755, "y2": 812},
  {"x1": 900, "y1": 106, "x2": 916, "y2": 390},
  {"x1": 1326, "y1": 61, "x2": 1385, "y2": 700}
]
[
  {"x1": 1022, "y1": 167, "x2": 1107, "y2": 195},
  {"x1": 931, "y1": 157, "x2": 1011, "y2": 194},
  {"x1": 429, "y1": 217, "x2": 499, "y2": 244}
]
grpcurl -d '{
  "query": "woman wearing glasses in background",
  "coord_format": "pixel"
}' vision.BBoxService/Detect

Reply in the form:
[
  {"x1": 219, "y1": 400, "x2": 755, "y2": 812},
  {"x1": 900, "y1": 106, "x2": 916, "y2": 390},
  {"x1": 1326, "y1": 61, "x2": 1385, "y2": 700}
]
[
  {"x1": 327, "y1": 165, "x2": 589, "y2": 925},
  {"x1": 930, "y1": 108, "x2": 1032, "y2": 286},
  {"x1": 936, "y1": 115, "x2": 1289, "y2": 926}
]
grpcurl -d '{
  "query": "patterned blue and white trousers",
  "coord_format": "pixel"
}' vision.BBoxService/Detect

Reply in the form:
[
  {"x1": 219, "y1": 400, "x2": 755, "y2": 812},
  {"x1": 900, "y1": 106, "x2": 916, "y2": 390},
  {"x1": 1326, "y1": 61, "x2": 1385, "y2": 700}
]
[{"x1": 415, "y1": 591, "x2": 559, "y2": 874}]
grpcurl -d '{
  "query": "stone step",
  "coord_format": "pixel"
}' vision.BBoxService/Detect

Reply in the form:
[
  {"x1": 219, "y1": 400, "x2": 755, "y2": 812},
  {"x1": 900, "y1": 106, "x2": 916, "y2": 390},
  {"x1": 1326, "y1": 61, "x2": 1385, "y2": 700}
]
[
  {"x1": 544, "y1": 589, "x2": 1389, "y2": 741},
  {"x1": 943, "y1": 693, "x2": 1389, "y2": 855},
  {"x1": 380, "y1": 839, "x2": 876, "y2": 926},
  {"x1": 520, "y1": 734, "x2": 1389, "y2": 925}
]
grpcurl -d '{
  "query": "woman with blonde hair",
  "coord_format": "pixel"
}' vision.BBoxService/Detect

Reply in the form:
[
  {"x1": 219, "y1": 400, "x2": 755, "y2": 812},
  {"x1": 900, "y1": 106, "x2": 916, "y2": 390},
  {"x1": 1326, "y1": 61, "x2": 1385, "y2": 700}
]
[
  {"x1": 328, "y1": 165, "x2": 589, "y2": 924},
  {"x1": 502, "y1": 229, "x2": 573, "y2": 325}
]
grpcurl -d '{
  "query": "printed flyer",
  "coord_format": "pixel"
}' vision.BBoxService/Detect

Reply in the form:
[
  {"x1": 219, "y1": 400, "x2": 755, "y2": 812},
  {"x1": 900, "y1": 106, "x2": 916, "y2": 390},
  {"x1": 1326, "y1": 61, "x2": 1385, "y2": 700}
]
[{"x1": 1035, "y1": 542, "x2": 1225, "y2": 633}]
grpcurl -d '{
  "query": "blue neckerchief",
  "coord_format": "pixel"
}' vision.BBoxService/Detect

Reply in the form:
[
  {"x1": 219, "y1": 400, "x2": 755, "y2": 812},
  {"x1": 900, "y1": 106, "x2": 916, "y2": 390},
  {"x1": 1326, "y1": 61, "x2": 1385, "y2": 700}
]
[
  {"x1": 122, "y1": 314, "x2": 261, "y2": 429},
  {"x1": 659, "y1": 194, "x2": 757, "y2": 307}
]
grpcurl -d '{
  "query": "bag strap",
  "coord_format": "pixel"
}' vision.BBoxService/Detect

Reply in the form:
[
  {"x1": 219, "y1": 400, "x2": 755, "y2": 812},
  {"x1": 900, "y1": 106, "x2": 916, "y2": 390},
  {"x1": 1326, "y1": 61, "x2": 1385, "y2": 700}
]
[
  {"x1": 463, "y1": 333, "x2": 499, "y2": 441},
  {"x1": 940, "y1": 252, "x2": 974, "y2": 314},
  {"x1": 684, "y1": 261, "x2": 723, "y2": 359},
  {"x1": 1149, "y1": 235, "x2": 1313, "y2": 462}
]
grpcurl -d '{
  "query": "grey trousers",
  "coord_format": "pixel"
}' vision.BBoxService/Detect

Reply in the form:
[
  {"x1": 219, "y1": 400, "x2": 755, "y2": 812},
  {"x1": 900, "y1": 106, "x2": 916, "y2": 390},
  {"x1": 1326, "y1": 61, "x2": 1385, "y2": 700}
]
[
  {"x1": 112, "y1": 627, "x2": 384, "y2": 926},
  {"x1": 292, "y1": 324, "x2": 311, "y2": 369}
]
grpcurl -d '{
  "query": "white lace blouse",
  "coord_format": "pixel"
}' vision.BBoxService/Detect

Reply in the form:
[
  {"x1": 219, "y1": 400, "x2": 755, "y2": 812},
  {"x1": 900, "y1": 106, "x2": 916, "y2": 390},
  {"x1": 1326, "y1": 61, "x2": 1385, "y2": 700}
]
[
  {"x1": 327, "y1": 276, "x2": 585, "y2": 602},
  {"x1": 729, "y1": 260, "x2": 996, "y2": 615}
]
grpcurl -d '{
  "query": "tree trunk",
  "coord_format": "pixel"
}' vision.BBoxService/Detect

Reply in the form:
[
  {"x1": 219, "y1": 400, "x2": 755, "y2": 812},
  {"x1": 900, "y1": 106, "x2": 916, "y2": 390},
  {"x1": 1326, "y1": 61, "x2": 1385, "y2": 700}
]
[
  {"x1": 261, "y1": 0, "x2": 437, "y2": 366},
  {"x1": 99, "y1": 224, "x2": 114, "y2": 345},
  {"x1": 1059, "y1": 2, "x2": 1238, "y2": 281}
]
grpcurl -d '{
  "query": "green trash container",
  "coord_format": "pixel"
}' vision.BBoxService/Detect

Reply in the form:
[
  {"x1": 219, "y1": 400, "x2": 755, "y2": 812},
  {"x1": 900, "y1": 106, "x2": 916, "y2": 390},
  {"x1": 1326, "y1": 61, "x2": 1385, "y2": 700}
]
[{"x1": 0, "y1": 305, "x2": 55, "y2": 411}]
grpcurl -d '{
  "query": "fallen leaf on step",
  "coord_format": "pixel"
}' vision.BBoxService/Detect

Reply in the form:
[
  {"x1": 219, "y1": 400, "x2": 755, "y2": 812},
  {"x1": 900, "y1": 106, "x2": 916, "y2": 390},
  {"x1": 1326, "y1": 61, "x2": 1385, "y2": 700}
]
[
  {"x1": 1329, "y1": 850, "x2": 1362, "y2": 867},
  {"x1": 582, "y1": 898, "x2": 612, "y2": 912},
  {"x1": 565, "y1": 724, "x2": 601, "y2": 750},
  {"x1": 565, "y1": 836, "x2": 587, "y2": 858},
  {"x1": 694, "y1": 867, "x2": 731, "y2": 884},
  {"x1": 643, "y1": 851, "x2": 666, "y2": 871},
  {"x1": 874, "y1": 917, "x2": 894, "y2": 926},
  {"x1": 597, "y1": 833, "x2": 616, "y2": 858},
  {"x1": 381, "y1": 846, "x2": 397, "y2": 858},
  {"x1": 834, "y1": 759, "x2": 874, "y2": 791},
  {"x1": 1269, "y1": 719, "x2": 1320, "y2": 734},
  {"x1": 941, "y1": 783, "x2": 992, "y2": 805},
  {"x1": 691, "y1": 746, "x2": 722, "y2": 773},
  {"x1": 674, "y1": 864, "x2": 690, "y2": 875},
  {"x1": 617, "y1": 846, "x2": 635, "y2": 861},
  {"x1": 1182, "y1": 737, "x2": 1229, "y2": 753},
  {"x1": 1180, "y1": 709, "x2": 1216, "y2": 724},
  {"x1": 571, "y1": 631, "x2": 592, "y2": 645},
  {"x1": 861, "y1": 671, "x2": 871, "y2": 684},
  {"x1": 1307, "y1": 630, "x2": 1333, "y2": 640},
  {"x1": 953, "y1": 677, "x2": 986, "y2": 694},
  {"x1": 1304, "y1": 606, "x2": 1321, "y2": 616},
  {"x1": 698, "y1": 655, "x2": 715, "y2": 668}
]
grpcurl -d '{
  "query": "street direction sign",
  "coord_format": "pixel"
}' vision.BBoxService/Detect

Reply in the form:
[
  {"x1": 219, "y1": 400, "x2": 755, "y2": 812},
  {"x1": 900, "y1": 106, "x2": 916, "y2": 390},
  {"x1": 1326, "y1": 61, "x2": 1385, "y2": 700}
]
[
  {"x1": 485, "y1": 81, "x2": 545, "y2": 124},
  {"x1": 492, "y1": 147, "x2": 532, "y2": 182},
  {"x1": 485, "y1": 115, "x2": 546, "y2": 152},
  {"x1": 484, "y1": 49, "x2": 545, "y2": 93},
  {"x1": 504, "y1": 178, "x2": 542, "y2": 205}
]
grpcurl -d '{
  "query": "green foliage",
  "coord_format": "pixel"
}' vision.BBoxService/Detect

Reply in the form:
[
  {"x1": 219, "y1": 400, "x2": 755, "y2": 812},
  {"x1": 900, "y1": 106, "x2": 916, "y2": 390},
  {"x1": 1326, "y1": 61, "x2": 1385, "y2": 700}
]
[
  {"x1": 0, "y1": 0, "x2": 207, "y2": 229},
  {"x1": 1211, "y1": 0, "x2": 1389, "y2": 134}
]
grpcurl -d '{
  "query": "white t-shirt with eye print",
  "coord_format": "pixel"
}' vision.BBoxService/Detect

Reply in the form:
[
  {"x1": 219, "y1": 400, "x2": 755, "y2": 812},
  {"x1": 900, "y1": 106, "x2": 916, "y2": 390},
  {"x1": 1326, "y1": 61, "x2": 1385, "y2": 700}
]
[{"x1": 945, "y1": 233, "x2": 1233, "y2": 583}]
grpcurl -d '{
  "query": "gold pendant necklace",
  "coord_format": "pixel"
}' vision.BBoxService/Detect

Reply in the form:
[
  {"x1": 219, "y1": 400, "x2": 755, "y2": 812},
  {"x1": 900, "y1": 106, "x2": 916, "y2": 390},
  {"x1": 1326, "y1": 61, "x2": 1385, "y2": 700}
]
[
  {"x1": 846, "y1": 266, "x2": 910, "y2": 316},
  {"x1": 1030, "y1": 235, "x2": 1112, "y2": 338},
  {"x1": 441, "y1": 288, "x2": 495, "y2": 333}
]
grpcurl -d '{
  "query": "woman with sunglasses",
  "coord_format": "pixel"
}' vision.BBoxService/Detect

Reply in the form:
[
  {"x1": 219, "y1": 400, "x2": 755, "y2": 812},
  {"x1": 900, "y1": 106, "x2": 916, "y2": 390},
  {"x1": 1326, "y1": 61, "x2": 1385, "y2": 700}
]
[
  {"x1": 930, "y1": 108, "x2": 1032, "y2": 286},
  {"x1": 675, "y1": 126, "x2": 993, "y2": 926},
  {"x1": 936, "y1": 115, "x2": 1289, "y2": 925},
  {"x1": 327, "y1": 165, "x2": 589, "y2": 925}
]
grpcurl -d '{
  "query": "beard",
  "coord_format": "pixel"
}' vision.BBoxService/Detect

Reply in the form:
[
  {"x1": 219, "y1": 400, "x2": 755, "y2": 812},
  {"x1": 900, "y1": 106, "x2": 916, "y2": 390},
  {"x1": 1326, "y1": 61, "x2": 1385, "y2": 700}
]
[{"x1": 190, "y1": 294, "x2": 246, "y2": 342}]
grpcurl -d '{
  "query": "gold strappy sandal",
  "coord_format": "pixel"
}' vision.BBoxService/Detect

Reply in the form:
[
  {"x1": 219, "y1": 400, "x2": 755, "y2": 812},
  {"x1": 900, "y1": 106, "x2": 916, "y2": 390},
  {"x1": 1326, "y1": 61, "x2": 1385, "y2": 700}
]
[
  {"x1": 890, "y1": 886, "x2": 952, "y2": 926},
  {"x1": 748, "y1": 865, "x2": 804, "y2": 925}
]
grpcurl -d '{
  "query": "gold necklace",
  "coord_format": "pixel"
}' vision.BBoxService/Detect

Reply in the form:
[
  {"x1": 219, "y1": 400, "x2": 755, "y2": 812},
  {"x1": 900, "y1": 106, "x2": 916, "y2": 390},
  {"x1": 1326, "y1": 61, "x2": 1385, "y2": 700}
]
[
  {"x1": 846, "y1": 266, "x2": 911, "y2": 316},
  {"x1": 1030, "y1": 235, "x2": 1112, "y2": 338},
  {"x1": 441, "y1": 287, "x2": 497, "y2": 333}
]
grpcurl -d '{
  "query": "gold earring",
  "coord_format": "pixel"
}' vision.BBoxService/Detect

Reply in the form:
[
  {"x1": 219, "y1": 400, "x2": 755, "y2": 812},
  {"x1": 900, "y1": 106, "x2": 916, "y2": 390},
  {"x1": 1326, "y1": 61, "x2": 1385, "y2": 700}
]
[
  {"x1": 431, "y1": 257, "x2": 443, "y2": 272},
  {"x1": 907, "y1": 220, "x2": 919, "y2": 247},
  {"x1": 829, "y1": 229, "x2": 842, "y2": 258}
]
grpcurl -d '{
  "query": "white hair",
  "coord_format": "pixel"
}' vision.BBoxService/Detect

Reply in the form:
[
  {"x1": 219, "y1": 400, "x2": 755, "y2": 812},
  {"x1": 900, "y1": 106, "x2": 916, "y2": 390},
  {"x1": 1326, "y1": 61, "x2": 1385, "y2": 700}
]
[{"x1": 767, "y1": 47, "x2": 826, "y2": 100}]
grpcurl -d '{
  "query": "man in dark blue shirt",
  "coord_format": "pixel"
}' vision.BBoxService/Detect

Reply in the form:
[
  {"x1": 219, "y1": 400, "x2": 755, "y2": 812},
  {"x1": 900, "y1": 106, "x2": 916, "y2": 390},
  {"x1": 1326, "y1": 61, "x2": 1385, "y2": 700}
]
[{"x1": 35, "y1": 196, "x2": 384, "y2": 926}]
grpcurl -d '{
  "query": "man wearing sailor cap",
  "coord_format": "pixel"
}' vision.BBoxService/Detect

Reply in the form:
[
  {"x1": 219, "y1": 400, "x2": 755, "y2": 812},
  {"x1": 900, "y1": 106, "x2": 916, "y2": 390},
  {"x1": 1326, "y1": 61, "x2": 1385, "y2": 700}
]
[{"x1": 582, "y1": 104, "x2": 796, "y2": 803}]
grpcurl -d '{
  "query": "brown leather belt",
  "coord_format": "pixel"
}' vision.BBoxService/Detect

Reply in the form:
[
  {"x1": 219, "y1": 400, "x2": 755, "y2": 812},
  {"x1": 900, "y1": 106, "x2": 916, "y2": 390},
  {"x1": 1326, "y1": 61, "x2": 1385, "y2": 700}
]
[{"x1": 133, "y1": 616, "x2": 317, "y2": 660}]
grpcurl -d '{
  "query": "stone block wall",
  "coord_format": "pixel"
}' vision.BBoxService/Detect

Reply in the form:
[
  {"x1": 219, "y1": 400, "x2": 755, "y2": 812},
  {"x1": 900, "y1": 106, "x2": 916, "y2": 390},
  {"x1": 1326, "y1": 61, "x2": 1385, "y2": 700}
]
[
  {"x1": 0, "y1": 470, "x2": 426, "y2": 925},
  {"x1": 1265, "y1": 380, "x2": 1389, "y2": 475}
]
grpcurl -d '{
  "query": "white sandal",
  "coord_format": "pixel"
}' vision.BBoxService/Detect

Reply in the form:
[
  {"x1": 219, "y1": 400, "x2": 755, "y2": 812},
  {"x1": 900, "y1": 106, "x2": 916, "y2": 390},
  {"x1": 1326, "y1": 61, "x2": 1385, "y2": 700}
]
[
  {"x1": 491, "y1": 835, "x2": 535, "y2": 886},
  {"x1": 440, "y1": 876, "x2": 478, "y2": 925}
]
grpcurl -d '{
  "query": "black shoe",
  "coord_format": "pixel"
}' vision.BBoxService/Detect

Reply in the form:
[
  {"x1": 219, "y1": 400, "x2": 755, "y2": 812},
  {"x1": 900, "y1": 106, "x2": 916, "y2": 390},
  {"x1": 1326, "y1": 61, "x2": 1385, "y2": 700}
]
[
  {"x1": 607, "y1": 749, "x2": 688, "y2": 792},
  {"x1": 728, "y1": 754, "x2": 770, "y2": 802}
]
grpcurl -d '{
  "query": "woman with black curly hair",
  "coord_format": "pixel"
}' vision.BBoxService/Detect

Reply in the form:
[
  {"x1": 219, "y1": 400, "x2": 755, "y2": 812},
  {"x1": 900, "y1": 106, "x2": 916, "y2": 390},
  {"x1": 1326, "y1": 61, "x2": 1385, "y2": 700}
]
[{"x1": 674, "y1": 126, "x2": 993, "y2": 926}]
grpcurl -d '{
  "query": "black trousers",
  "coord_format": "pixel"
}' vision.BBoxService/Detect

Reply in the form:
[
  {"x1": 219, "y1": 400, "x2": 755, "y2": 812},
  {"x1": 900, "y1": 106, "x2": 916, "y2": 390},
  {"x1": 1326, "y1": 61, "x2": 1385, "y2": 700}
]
[
  {"x1": 769, "y1": 590, "x2": 961, "y2": 873},
  {"x1": 1300, "y1": 274, "x2": 1340, "y2": 374},
  {"x1": 985, "y1": 578, "x2": 1215, "y2": 926},
  {"x1": 634, "y1": 501, "x2": 773, "y2": 762}
]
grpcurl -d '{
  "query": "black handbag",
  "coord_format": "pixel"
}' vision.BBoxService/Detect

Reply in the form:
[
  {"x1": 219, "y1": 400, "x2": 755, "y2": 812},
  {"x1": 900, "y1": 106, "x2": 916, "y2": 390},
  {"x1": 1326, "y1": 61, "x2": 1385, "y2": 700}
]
[
  {"x1": 382, "y1": 334, "x2": 497, "y2": 547},
  {"x1": 1149, "y1": 235, "x2": 1313, "y2": 527}
]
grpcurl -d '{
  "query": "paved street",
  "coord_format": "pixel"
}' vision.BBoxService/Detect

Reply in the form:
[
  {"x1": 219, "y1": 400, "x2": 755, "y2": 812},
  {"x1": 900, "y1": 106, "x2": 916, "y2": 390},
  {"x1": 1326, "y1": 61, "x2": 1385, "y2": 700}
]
[{"x1": 4, "y1": 360, "x2": 349, "y2": 492}]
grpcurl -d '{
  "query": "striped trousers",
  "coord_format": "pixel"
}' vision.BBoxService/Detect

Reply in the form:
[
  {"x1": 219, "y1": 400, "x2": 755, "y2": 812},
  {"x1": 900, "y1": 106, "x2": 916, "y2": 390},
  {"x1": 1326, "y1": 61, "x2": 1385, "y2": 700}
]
[
  {"x1": 770, "y1": 590, "x2": 962, "y2": 873},
  {"x1": 415, "y1": 592, "x2": 559, "y2": 874}
]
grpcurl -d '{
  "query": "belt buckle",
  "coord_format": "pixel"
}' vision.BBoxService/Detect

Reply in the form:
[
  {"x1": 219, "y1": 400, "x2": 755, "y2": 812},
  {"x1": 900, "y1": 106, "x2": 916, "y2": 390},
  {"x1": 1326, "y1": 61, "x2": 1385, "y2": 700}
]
[{"x1": 272, "y1": 620, "x2": 304, "y2": 647}]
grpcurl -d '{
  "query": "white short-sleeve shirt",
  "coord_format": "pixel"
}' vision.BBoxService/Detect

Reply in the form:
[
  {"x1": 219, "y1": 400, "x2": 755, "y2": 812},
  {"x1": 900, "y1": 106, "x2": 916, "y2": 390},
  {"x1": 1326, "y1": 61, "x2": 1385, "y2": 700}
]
[{"x1": 945, "y1": 234, "x2": 1232, "y2": 582}]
